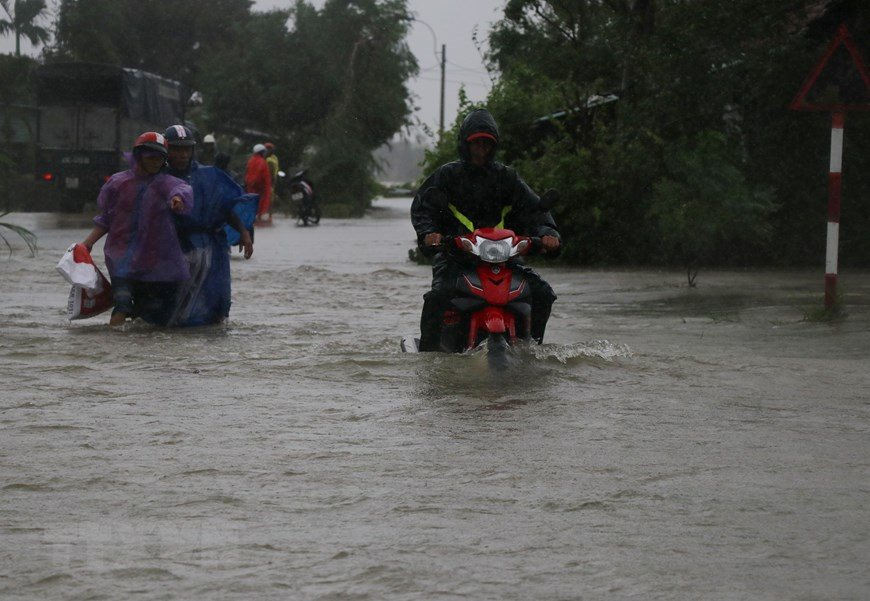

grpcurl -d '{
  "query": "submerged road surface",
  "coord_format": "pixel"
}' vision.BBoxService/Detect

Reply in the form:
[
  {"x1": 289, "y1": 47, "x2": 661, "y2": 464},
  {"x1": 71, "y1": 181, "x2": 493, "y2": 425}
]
[{"x1": 1, "y1": 199, "x2": 869, "y2": 600}]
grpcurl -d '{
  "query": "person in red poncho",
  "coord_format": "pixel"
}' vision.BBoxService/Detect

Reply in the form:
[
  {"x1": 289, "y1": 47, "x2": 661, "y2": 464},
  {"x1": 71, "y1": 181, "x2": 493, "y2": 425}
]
[{"x1": 245, "y1": 143, "x2": 272, "y2": 223}]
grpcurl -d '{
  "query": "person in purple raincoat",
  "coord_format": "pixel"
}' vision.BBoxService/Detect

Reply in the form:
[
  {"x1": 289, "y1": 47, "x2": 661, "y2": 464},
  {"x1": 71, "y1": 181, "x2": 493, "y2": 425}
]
[{"x1": 81, "y1": 132, "x2": 194, "y2": 327}]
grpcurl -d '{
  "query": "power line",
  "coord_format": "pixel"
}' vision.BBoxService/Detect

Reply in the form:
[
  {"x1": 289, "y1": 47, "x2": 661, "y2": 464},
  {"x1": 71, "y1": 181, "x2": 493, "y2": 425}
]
[
  {"x1": 446, "y1": 60, "x2": 489, "y2": 74},
  {"x1": 417, "y1": 75, "x2": 491, "y2": 88}
]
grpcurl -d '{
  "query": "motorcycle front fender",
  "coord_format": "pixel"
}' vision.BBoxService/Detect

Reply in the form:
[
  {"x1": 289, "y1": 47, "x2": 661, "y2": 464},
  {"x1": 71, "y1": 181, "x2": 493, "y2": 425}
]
[
  {"x1": 482, "y1": 309, "x2": 507, "y2": 333},
  {"x1": 467, "y1": 306, "x2": 515, "y2": 350}
]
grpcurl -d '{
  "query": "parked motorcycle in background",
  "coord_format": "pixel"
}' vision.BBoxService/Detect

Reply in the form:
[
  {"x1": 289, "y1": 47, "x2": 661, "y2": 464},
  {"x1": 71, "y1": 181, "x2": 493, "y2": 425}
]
[{"x1": 287, "y1": 171, "x2": 320, "y2": 226}]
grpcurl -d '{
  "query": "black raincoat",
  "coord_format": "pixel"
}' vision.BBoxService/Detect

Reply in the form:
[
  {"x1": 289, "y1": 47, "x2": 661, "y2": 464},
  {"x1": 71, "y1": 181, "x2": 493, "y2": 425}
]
[{"x1": 411, "y1": 109, "x2": 559, "y2": 351}]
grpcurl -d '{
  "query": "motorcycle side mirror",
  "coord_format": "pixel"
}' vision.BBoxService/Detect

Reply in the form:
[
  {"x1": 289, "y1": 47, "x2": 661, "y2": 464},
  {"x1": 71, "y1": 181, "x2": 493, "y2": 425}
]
[{"x1": 539, "y1": 189, "x2": 559, "y2": 212}]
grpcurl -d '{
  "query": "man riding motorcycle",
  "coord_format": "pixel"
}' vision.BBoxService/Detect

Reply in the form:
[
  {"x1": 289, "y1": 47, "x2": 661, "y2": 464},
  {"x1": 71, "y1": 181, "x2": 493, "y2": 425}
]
[{"x1": 411, "y1": 108, "x2": 561, "y2": 352}]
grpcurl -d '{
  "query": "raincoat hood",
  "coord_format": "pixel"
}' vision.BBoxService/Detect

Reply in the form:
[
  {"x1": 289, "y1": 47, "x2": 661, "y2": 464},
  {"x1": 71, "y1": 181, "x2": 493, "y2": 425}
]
[{"x1": 458, "y1": 108, "x2": 500, "y2": 163}]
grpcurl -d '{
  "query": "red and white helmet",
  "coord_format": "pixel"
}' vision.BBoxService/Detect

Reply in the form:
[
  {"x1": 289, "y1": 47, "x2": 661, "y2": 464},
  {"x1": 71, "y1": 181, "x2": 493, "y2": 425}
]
[{"x1": 133, "y1": 131, "x2": 169, "y2": 157}]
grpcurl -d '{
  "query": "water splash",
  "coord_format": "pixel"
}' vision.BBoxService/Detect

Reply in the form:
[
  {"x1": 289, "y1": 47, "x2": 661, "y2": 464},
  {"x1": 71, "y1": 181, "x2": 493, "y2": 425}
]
[{"x1": 529, "y1": 340, "x2": 633, "y2": 364}]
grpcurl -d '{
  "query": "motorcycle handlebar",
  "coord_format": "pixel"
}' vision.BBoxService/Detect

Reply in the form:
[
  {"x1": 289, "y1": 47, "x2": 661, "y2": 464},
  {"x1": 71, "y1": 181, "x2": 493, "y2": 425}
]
[{"x1": 426, "y1": 235, "x2": 545, "y2": 256}]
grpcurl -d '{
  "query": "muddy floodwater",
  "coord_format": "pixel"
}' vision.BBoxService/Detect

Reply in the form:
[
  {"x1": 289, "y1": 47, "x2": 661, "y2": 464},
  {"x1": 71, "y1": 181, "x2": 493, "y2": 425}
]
[{"x1": 1, "y1": 198, "x2": 868, "y2": 600}]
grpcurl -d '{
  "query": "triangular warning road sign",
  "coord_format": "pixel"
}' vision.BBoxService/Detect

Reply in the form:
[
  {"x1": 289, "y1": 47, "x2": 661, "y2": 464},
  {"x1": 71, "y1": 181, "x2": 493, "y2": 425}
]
[{"x1": 790, "y1": 23, "x2": 870, "y2": 112}]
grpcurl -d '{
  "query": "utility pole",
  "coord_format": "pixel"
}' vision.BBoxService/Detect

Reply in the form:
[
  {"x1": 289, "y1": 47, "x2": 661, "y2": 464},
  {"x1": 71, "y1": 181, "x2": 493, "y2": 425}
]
[{"x1": 439, "y1": 44, "x2": 446, "y2": 136}]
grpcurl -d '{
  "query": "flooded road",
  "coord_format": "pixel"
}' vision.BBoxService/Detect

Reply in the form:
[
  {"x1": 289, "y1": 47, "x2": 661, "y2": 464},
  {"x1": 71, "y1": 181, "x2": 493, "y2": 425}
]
[{"x1": 1, "y1": 198, "x2": 869, "y2": 600}]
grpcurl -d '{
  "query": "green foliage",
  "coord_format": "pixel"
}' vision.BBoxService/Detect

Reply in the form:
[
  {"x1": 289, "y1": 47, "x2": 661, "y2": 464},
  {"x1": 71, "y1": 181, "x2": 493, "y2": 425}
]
[
  {"x1": 648, "y1": 131, "x2": 776, "y2": 285},
  {"x1": 0, "y1": 212, "x2": 37, "y2": 256},
  {"x1": 200, "y1": 0, "x2": 417, "y2": 210},
  {"x1": 802, "y1": 298, "x2": 846, "y2": 322},
  {"x1": 197, "y1": 10, "x2": 298, "y2": 141},
  {"x1": 0, "y1": 0, "x2": 50, "y2": 56},
  {"x1": 309, "y1": 119, "x2": 379, "y2": 215},
  {"x1": 472, "y1": 0, "x2": 870, "y2": 271},
  {"x1": 50, "y1": 0, "x2": 254, "y2": 87}
]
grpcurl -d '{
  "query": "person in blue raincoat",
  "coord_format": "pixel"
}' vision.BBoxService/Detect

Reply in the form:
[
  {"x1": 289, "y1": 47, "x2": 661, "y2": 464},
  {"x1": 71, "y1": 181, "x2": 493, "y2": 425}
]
[{"x1": 162, "y1": 125, "x2": 254, "y2": 326}]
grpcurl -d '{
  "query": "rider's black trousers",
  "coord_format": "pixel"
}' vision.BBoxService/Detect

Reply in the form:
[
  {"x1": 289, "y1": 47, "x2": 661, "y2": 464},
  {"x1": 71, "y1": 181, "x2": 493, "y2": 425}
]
[{"x1": 418, "y1": 253, "x2": 557, "y2": 352}]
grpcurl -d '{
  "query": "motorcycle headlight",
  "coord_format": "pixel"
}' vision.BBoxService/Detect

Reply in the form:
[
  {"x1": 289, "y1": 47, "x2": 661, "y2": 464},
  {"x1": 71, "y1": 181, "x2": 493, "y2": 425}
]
[{"x1": 477, "y1": 238, "x2": 513, "y2": 263}]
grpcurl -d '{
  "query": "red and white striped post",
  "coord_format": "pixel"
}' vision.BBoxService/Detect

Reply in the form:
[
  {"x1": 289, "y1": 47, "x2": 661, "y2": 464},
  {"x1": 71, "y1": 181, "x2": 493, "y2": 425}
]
[
  {"x1": 789, "y1": 24, "x2": 870, "y2": 310},
  {"x1": 825, "y1": 112, "x2": 844, "y2": 309}
]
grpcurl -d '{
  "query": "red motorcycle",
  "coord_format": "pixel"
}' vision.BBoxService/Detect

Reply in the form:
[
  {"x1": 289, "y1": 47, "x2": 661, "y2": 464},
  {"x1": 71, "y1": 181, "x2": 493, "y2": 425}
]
[{"x1": 403, "y1": 227, "x2": 548, "y2": 369}]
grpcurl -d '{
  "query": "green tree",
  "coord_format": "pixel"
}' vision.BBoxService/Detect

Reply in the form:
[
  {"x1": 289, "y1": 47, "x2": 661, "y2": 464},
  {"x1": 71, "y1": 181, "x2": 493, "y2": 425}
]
[
  {"x1": 307, "y1": 0, "x2": 418, "y2": 212},
  {"x1": 197, "y1": 10, "x2": 304, "y2": 147},
  {"x1": 201, "y1": 0, "x2": 418, "y2": 213},
  {"x1": 0, "y1": 0, "x2": 50, "y2": 56},
  {"x1": 50, "y1": 0, "x2": 254, "y2": 87},
  {"x1": 471, "y1": 0, "x2": 870, "y2": 269},
  {"x1": 648, "y1": 132, "x2": 775, "y2": 286}
]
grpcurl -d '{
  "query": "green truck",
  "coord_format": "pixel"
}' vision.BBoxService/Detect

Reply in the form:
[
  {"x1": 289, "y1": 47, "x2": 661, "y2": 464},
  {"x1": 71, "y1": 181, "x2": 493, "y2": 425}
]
[{"x1": 35, "y1": 62, "x2": 186, "y2": 211}]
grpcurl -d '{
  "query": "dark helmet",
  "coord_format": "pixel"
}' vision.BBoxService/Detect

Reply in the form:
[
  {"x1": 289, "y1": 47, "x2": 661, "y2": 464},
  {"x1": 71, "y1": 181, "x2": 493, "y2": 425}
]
[
  {"x1": 164, "y1": 124, "x2": 196, "y2": 147},
  {"x1": 457, "y1": 108, "x2": 500, "y2": 162},
  {"x1": 214, "y1": 152, "x2": 231, "y2": 171},
  {"x1": 133, "y1": 131, "x2": 168, "y2": 157}
]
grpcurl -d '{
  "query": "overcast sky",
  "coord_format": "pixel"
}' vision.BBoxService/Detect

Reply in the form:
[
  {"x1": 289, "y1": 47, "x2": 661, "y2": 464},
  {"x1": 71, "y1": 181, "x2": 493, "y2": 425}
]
[
  {"x1": 1, "y1": 0, "x2": 506, "y2": 142},
  {"x1": 399, "y1": 0, "x2": 504, "y2": 140}
]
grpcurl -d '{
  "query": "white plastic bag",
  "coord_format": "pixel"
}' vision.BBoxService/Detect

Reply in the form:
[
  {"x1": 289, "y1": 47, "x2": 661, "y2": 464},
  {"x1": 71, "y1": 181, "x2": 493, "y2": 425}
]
[
  {"x1": 66, "y1": 271, "x2": 112, "y2": 320},
  {"x1": 56, "y1": 244, "x2": 113, "y2": 320},
  {"x1": 56, "y1": 244, "x2": 101, "y2": 293}
]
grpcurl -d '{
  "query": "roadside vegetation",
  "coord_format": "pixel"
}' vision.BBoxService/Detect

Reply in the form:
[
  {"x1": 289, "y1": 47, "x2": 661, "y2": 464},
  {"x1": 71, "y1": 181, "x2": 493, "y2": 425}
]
[
  {"x1": 0, "y1": 211, "x2": 36, "y2": 256},
  {"x1": 422, "y1": 0, "x2": 870, "y2": 281}
]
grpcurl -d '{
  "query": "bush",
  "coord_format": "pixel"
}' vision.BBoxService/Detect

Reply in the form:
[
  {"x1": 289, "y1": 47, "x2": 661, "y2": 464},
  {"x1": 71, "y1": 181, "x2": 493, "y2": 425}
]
[{"x1": 648, "y1": 132, "x2": 776, "y2": 285}]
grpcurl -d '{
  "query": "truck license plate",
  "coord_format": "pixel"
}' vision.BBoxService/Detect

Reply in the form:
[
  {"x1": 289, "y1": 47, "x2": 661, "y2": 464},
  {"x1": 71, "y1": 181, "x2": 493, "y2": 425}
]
[{"x1": 66, "y1": 177, "x2": 79, "y2": 189}]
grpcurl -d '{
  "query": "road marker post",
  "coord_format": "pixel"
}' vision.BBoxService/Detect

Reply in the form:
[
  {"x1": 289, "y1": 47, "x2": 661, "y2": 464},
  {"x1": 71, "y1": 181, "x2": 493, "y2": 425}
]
[{"x1": 789, "y1": 24, "x2": 870, "y2": 309}]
